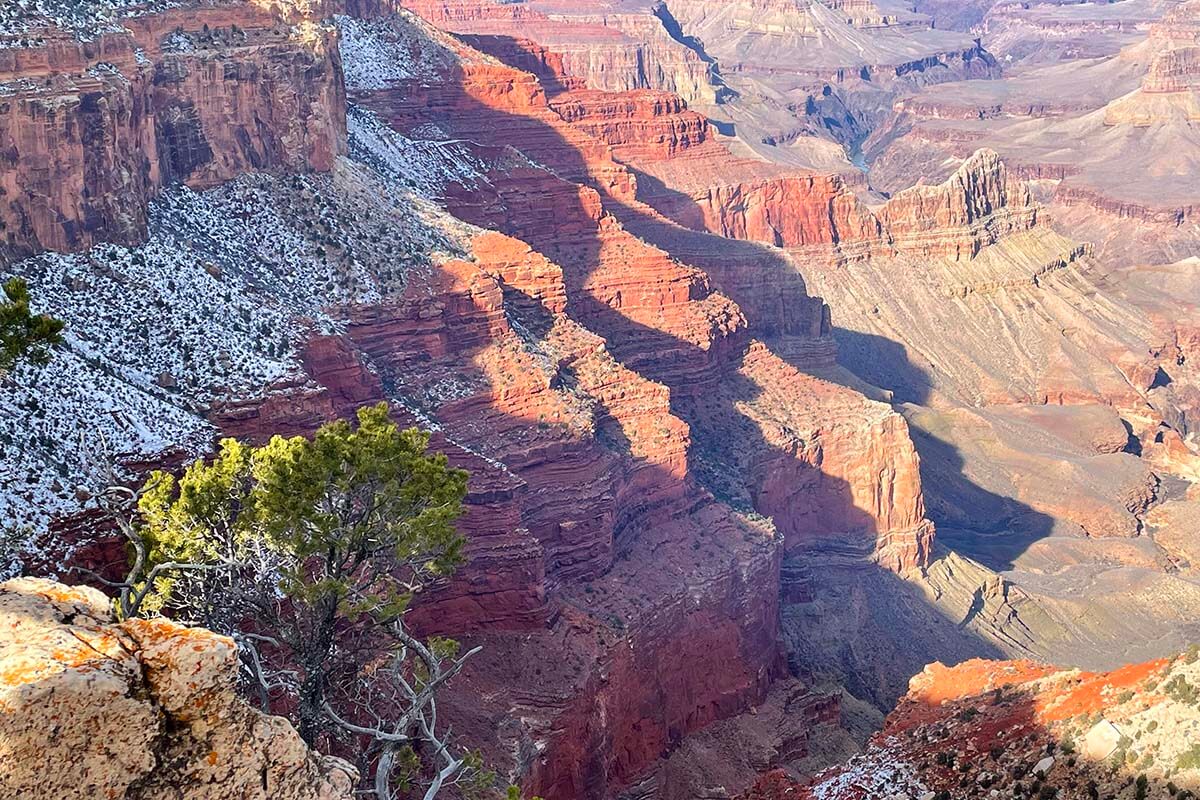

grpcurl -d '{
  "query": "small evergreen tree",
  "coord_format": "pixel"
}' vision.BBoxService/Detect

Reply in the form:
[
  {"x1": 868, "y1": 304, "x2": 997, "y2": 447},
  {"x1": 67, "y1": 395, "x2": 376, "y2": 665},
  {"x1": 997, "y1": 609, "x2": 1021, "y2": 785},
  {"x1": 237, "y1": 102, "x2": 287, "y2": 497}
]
[
  {"x1": 0, "y1": 277, "x2": 64, "y2": 375},
  {"x1": 125, "y1": 402, "x2": 475, "y2": 799}
]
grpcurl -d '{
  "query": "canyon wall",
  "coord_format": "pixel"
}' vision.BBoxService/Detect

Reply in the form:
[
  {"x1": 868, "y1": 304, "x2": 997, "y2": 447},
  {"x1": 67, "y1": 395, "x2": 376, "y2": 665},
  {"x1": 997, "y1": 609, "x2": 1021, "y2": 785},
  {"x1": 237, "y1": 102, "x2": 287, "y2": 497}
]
[
  {"x1": 348, "y1": 11, "x2": 933, "y2": 573},
  {"x1": 0, "y1": 3, "x2": 345, "y2": 260},
  {"x1": 0, "y1": 3, "x2": 949, "y2": 798},
  {"x1": 396, "y1": 0, "x2": 723, "y2": 103}
]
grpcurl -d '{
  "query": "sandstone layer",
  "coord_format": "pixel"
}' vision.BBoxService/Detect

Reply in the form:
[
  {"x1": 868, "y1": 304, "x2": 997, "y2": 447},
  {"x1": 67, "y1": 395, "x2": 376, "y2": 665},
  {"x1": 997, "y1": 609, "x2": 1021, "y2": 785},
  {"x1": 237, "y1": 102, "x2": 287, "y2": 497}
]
[
  {"x1": 867, "y1": 0, "x2": 1200, "y2": 264},
  {"x1": 0, "y1": 4, "x2": 945, "y2": 798},
  {"x1": 6, "y1": 2, "x2": 1200, "y2": 800},
  {"x1": 0, "y1": 1, "x2": 346, "y2": 261},
  {"x1": 0, "y1": 577, "x2": 357, "y2": 800}
]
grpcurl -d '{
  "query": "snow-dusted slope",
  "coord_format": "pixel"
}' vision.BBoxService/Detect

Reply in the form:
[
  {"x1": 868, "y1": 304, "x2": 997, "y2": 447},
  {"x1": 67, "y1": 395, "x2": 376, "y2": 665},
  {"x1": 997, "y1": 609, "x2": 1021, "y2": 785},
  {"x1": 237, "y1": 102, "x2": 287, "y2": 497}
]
[
  {"x1": 0, "y1": 0, "x2": 181, "y2": 43},
  {"x1": 0, "y1": 108, "x2": 482, "y2": 550}
]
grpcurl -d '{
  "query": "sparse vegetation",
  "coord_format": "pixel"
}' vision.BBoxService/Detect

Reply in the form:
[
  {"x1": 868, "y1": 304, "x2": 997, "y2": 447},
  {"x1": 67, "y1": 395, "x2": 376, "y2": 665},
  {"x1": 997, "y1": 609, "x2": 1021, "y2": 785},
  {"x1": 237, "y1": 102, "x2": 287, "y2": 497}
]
[
  {"x1": 0, "y1": 277, "x2": 63, "y2": 376},
  {"x1": 1164, "y1": 674, "x2": 1199, "y2": 706},
  {"x1": 100, "y1": 403, "x2": 491, "y2": 800}
]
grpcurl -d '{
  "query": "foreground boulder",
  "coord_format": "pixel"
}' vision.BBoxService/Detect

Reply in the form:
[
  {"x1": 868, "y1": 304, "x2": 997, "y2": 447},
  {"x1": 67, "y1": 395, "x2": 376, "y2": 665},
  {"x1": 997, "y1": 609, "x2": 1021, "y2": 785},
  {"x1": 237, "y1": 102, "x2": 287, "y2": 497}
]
[{"x1": 0, "y1": 577, "x2": 356, "y2": 800}]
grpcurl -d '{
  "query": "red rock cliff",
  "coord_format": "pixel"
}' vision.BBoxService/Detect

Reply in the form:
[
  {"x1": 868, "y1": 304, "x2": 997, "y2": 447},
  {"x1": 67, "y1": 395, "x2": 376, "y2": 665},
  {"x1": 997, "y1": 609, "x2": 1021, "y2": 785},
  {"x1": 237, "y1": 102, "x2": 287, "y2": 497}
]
[{"x1": 0, "y1": 4, "x2": 345, "y2": 260}]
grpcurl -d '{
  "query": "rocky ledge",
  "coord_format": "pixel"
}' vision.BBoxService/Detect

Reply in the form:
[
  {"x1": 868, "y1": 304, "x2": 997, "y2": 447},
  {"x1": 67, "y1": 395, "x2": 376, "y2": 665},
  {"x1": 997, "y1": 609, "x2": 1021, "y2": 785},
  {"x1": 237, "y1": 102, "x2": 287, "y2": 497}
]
[
  {"x1": 745, "y1": 651, "x2": 1200, "y2": 799},
  {"x1": 0, "y1": 577, "x2": 356, "y2": 800}
]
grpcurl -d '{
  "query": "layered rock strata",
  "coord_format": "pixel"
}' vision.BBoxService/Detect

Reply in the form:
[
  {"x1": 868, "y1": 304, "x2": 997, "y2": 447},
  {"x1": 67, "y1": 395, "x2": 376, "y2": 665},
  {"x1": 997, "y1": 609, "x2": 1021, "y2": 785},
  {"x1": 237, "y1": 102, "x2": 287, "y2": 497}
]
[
  {"x1": 0, "y1": 2, "x2": 345, "y2": 260},
  {"x1": 7, "y1": 5, "x2": 1200, "y2": 800},
  {"x1": 867, "y1": 0, "x2": 1200, "y2": 260},
  {"x1": 346, "y1": 11, "x2": 933, "y2": 577},
  {"x1": 0, "y1": 5, "x2": 944, "y2": 799},
  {"x1": 397, "y1": 0, "x2": 723, "y2": 103}
]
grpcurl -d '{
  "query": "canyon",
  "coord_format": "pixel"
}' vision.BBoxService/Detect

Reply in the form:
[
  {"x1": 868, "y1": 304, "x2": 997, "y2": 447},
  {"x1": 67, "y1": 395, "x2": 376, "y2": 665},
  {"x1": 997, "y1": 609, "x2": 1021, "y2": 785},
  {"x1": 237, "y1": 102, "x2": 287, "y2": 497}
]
[{"x1": 0, "y1": 0, "x2": 1198, "y2": 798}]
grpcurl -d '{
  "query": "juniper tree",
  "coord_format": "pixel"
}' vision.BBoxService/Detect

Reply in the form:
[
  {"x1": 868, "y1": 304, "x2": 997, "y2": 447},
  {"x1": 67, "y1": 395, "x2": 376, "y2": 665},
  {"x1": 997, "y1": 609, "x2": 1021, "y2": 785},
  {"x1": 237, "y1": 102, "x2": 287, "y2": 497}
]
[
  {"x1": 0, "y1": 277, "x2": 64, "y2": 375},
  {"x1": 128, "y1": 402, "x2": 477, "y2": 799}
]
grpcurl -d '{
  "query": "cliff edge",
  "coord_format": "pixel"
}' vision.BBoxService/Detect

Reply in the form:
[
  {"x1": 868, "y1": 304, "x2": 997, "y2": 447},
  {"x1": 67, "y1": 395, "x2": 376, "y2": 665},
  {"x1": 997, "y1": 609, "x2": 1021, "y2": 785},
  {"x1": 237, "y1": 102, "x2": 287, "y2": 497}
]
[{"x1": 0, "y1": 577, "x2": 357, "y2": 800}]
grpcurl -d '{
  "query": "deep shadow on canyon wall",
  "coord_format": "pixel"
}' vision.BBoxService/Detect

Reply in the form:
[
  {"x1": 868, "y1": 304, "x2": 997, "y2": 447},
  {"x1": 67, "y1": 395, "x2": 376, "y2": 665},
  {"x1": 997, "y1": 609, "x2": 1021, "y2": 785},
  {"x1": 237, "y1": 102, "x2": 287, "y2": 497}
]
[{"x1": 345, "y1": 44, "x2": 1067, "y2": 727}]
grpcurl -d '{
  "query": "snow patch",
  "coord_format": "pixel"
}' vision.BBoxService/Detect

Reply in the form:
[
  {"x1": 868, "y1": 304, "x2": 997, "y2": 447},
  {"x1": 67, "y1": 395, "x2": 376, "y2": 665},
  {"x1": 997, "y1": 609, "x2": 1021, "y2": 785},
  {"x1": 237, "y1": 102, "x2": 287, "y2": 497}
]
[
  {"x1": 0, "y1": 0, "x2": 181, "y2": 45},
  {"x1": 2, "y1": 146, "x2": 476, "y2": 535},
  {"x1": 808, "y1": 737, "x2": 929, "y2": 799}
]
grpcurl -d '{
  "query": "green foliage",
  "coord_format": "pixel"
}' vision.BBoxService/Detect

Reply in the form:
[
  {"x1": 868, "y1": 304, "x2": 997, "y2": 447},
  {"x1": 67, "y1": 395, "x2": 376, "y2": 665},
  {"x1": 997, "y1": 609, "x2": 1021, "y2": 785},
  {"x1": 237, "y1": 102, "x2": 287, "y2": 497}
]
[
  {"x1": 254, "y1": 404, "x2": 466, "y2": 603},
  {"x1": 133, "y1": 438, "x2": 255, "y2": 616},
  {"x1": 137, "y1": 402, "x2": 467, "y2": 620},
  {"x1": 507, "y1": 786, "x2": 545, "y2": 800},
  {"x1": 131, "y1": 402, "x2": 469, "y2": 747},
  {"x1": 0, "y1": 524, "x2": 36, "y2": 580},
  {"x1": 0, "y1": 277, "x2": 64, "y2": 375},
  {"x1": 377, "y1": 746, "x2": 506, "y2": 800}
]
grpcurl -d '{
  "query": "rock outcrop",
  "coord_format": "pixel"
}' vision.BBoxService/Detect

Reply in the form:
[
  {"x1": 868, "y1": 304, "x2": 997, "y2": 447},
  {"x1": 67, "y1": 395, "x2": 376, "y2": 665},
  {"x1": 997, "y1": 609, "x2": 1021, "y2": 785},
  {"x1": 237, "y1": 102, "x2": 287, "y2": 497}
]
[
  {"x1": 748, "y1": 649, "x2": 1200, "y2": 799},
  {"x1": 878, "y1": 148, "x2": 1038, "y2": 260},
  {"x1": 0, "y1": 2, "x2": 346, "y2": 260},
  {"x1": 349, "y1": 11, "x2": 934, "y2": 573},
  {"x1": 1104, "y1": 1, "x2": 1200, "y2": 125},
  {"x1": 626, "y1": 147, "x2": 1037, "y2": 262},
  {"x1": 0, "y1": 577, "x2": 356, "y2": 800},
  {"x1": 868, "y1": 0, "x2": 1200, "y2": 260},
  {"x1": 397, "y1": 0, "x2": 723, "y2": 104}
]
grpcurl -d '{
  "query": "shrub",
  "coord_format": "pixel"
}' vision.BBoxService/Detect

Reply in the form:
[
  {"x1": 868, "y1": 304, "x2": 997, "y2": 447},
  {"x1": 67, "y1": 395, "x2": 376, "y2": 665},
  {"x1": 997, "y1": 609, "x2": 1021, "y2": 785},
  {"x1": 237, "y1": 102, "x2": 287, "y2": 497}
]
[
  {"x1": 0, "y1": 277, "x2": 64, "y2": 375},
  {"x1": 116, "y1": 403, "x2": 474, "y2": 800}
]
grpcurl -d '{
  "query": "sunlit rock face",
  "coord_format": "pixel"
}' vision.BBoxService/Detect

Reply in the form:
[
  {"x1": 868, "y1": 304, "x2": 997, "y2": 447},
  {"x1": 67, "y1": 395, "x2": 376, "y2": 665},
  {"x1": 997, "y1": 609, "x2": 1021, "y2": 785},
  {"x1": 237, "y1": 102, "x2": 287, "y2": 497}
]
[
  {"x1": 5, "y1": 1, "x2": 1200, "y2": 799},
  {"x1": 0, "y1": 577, "x2": 357, "y2": 800},
  {"x1": 0, "y1": 5, "x2": 943, "y2": 799},
  {"x1": 743, "y1": 650, "x2": 1200, "y2": 800},
  {"x1": 0, "y1": 3, "x2": 346, "y2": 261}
]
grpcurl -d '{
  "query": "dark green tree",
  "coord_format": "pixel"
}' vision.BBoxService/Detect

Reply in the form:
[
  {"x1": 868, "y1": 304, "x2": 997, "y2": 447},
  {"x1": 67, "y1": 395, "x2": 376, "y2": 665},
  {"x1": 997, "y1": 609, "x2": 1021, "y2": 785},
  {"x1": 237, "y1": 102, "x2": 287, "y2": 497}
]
[
  {"x1": 113, "y1": 402, "x2": 477, "y2": 799},
  {"x1": 0, "y1": 277, "x2": 64, "y2": 374}
]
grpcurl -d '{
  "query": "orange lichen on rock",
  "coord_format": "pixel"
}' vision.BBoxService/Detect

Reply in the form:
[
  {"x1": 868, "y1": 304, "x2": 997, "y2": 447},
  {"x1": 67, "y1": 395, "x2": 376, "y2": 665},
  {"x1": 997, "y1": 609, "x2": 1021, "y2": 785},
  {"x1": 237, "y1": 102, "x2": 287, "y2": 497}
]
[
  {"x1": 0, "y1": 577, "x2": 356, "y2": 800},
  {"x1": 781, "y1": 650, "x2": 1200, "y2": 800}
]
